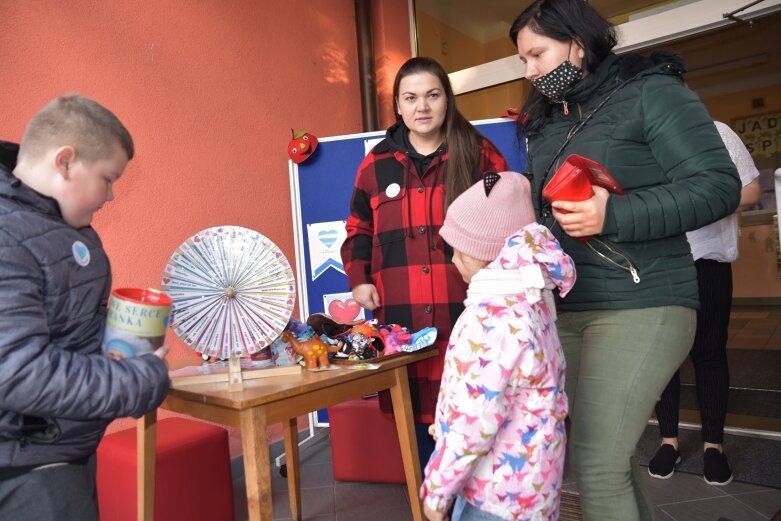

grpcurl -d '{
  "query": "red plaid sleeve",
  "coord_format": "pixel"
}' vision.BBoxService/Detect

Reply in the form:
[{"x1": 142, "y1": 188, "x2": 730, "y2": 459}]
[{"x1": 342, "y1": 150, "x2": 382, "y2": 290}]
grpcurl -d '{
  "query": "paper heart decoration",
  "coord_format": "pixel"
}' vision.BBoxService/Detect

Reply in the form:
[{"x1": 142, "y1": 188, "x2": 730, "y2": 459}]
[
  {"x1": 328, "y1": 298, "x2": 361, "y2": 323},
  {"x1": 162, "y1": 277, "x2": 171, "y2": 284},
  {"x1": 318, "y1": 229, "x2": 338, "y2": 248}
]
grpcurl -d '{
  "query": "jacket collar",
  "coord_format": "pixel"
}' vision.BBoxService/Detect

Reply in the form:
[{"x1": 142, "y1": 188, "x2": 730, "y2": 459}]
[
  {"x1": 0, "y1": 141, "x2": 62, "y2": 218},
  {"x1": 465, "y1": 223, "x2": 576, "y2": 305},
  {"x1": 560, "y1": 53, "x2": 620, "y2": 107},
  {"x1": 560, "y1": 51, "x2": 685, "y2": 110}
]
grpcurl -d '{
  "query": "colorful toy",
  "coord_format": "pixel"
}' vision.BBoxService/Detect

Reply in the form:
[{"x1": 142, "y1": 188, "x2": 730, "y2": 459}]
[
  {"x1": 305, "y1": 314, "x2": 437, "y2": 360},
  {"x1": 287, "y1": 129, "x2": 319, "y2": 164},
  {"x1": 281, "y1": 330, "x2": 342, "y2": 370}
]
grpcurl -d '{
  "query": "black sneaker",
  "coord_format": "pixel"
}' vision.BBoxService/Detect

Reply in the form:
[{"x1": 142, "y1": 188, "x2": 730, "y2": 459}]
[
  {"x1": 703, "y1": 448, "x2": 733, "y2": 485},
  {"x1": 648, "y1": 444, "x2": 681, "y2": 479}
]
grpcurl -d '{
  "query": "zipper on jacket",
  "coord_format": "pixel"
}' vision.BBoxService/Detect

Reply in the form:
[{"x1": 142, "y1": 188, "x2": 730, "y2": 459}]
[{"x1": 585, "y1": 238, "x2": 640, "y2": 283}]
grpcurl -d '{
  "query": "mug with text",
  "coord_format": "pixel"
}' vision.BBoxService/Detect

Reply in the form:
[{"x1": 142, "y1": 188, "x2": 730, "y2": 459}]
[{"x1": 102, "y1": 288, "x2": 172, "y2": 360}]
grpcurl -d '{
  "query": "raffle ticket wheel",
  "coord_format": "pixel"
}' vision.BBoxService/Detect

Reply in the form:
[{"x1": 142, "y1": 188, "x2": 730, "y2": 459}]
[{"x1": 161, "y1": 225, "x2": 296, "y2": 359}]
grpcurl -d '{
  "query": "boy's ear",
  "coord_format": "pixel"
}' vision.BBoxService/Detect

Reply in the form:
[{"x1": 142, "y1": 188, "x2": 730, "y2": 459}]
[{"x1": 53, "y1": 146, "x2": 76, "y2": 179}]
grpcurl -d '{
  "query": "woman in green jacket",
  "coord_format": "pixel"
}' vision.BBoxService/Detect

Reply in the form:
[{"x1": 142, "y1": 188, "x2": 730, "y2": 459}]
[{"x1": 510, "y1": 1, "x2": 741, "y2": 520}]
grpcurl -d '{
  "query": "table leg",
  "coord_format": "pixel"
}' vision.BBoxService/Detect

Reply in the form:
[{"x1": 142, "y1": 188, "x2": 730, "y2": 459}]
[
  {"x1": 137, "y1": 410, "x2": 157, "y2": 521},
  {"x1": 282, "y1": 417, "x2": 301, "y2": 521},
  {"x1": 240, "y1": 407, "x2": 272, "y2": 521},
  {"x1": 389, "y1": 365, "x2": 424, "y2": 521}
]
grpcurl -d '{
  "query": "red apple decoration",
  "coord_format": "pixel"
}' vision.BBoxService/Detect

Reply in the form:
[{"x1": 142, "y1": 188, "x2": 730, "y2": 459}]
[{"x1": 287, "y1": 129, "x2": 319, "y2": 164}]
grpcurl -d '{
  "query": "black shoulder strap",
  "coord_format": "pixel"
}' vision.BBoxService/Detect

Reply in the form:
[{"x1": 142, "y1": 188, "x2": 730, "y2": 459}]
[{"x1": 541, "y1": 74, "x2": 638, "y2": 181}]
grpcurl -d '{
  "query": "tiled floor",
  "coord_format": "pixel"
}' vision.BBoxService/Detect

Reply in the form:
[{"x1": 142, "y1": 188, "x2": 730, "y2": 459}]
[
  {"x1": 728, "y1": 305, "x2": 781, "y2": 352},
  {"x1": 226, "y1": 305, "x2": 781, "y2": 520},
  {"x1": 229, "y1": 430, "x2": 781, "y2": 521}
]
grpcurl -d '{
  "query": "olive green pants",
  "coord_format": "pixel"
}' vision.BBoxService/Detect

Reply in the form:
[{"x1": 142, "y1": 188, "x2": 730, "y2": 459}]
[{"x1": 557, "y1": 306, "x2": 696, "y2": 521}]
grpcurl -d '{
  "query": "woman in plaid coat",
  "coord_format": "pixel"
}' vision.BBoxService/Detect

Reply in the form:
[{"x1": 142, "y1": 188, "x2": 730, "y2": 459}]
[{"x1": 340, "y1": 57, "x2": 508, "y2": 469}]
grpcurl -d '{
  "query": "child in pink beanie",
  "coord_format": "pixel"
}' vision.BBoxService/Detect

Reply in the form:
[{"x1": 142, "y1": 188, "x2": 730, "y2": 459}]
[{"x1": 421, "y1": 171, "x2": 576, "y2": 521}]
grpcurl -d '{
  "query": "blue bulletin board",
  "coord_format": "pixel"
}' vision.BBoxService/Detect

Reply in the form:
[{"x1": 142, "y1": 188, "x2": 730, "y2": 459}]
[{"x1": 288, "y1": 118, "x2": 525, "y2": 425}]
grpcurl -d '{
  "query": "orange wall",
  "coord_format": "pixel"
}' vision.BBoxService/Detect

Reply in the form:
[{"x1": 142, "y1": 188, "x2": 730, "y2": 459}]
[
  {"x1": 372, "y1": 0, "x2": 414, "y2": 128},
  {"x1": 0, "y1": 1, "x2": 411, "y2": 437}
]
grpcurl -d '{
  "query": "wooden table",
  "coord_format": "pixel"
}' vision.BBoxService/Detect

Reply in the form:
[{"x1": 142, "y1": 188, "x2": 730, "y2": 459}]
[{"x1": 137, "y1": 349, "x2": 437, "y2": 521}]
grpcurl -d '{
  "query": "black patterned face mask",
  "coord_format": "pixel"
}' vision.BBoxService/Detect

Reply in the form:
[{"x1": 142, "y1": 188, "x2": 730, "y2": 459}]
[{"x1": 531, "y1": 58, "x2": 583, "y2": 102}]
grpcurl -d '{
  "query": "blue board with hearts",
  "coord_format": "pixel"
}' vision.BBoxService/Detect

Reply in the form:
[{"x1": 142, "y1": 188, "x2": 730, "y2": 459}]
[{"x1": 289, "y1": 118, "x2": 525, "y2": 425}]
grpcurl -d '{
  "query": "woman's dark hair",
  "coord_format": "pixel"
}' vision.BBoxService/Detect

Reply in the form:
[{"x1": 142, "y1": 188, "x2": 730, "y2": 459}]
[
  {"x1": 393, "y1": 57, "x2": 500, "y2": 208},
  {"x1": 509, "y1": 0, "x2": 618, "y2": 132}
]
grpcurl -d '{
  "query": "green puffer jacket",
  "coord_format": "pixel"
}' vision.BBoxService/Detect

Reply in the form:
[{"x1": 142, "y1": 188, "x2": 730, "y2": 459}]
[{"x1": 527, "y1": 52, "x2": 741, "y2": 311}]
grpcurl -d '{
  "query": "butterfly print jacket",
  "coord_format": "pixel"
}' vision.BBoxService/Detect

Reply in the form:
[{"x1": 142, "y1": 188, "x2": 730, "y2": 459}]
[{"x1": 421, "y1": 223, "x2": 576, "y2": 520}]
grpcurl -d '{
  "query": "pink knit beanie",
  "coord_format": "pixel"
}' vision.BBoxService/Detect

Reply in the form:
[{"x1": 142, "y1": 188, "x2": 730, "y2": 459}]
[{"x1": 439, "y1": 171, "x2": 535, "y2": 262}]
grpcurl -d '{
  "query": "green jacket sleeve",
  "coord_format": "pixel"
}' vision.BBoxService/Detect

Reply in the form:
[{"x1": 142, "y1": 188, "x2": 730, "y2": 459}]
[{"x1": 602, "y1": 75, "x2": 741, "y2": 242}]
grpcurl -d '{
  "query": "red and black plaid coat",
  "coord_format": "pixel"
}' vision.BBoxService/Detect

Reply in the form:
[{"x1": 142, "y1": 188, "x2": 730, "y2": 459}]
[{"x1": 340, "y1": 123, "x2": 508, "y2": 423}]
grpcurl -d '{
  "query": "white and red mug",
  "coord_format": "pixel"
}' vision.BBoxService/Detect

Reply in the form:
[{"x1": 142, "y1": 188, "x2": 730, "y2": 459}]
[{"x1": 102, "y1": 288, "x2": 172, "y2": 360}]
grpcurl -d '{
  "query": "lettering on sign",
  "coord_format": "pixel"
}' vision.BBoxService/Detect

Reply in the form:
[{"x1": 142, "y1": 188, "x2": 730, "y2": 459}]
[{"x1": 733, "y1": 112, "x2": 780, "y2": 159}]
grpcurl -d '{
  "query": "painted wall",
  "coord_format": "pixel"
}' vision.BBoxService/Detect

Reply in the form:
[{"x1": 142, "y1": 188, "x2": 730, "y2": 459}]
[
  {"x1": 372, "y1": 0, "x2": 414, "y2": 128},
  {"x1": 0, "y1": 1, "x2": 411, "y2": 441}
]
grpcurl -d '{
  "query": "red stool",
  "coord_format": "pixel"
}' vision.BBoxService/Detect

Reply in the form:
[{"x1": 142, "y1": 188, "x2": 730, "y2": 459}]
[
  {"x1": 328, "y1": 396, "x2": 406, "y2": 483},
  {"x1": 97, "y1": 417, "x2": 234, "y2": 521}
]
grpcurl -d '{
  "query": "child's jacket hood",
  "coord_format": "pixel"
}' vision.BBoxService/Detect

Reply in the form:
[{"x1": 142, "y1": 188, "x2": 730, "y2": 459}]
[{"x1": 466, "y1": 223, "x2": 576, "y2": 311}]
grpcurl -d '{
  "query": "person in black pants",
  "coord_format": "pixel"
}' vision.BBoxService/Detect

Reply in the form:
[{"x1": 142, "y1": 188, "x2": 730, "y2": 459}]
[{"x1": 648, "y1": 121, "x2": 760, "y2": 485}]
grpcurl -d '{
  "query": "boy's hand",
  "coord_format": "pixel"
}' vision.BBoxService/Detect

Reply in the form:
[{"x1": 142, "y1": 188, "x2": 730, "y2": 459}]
[{"x1": 153, "y1": 344, "x2": 170, "y2": 365}]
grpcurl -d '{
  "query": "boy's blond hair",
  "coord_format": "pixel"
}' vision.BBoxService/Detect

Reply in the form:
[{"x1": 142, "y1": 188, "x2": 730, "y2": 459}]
[{"x1": 19, "y1": 93, "x2": 134, "y2": 163}]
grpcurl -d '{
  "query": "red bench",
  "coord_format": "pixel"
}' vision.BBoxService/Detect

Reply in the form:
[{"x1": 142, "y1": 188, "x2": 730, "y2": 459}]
[
  {"x1": 328, "y1": 396, "x2": 406, "y2": 483},
  {"x1": 97, "y1": 417, "x2": 234, "y2": 521}
]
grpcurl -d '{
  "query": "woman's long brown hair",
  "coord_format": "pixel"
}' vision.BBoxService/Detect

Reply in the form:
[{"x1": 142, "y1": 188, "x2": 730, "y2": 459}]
[{"x1": 393, "y1": 57, "x2": 496, "y2": 209}]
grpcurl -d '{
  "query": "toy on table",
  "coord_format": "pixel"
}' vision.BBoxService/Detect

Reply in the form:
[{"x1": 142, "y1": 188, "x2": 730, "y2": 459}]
[
  {"x1": 280, "y1": 330, "x2": 343, "y2": 371},
  {"x1": 305, "y1": 314, "x2": 438, "y2": 361}
]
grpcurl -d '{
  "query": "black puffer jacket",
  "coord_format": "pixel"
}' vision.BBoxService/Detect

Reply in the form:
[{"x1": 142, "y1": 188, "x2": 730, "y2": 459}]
[
  {"x1": 526, "y1": 52, "x2": 741, "y2": 311},
  {"x1": 0, "y1": 141, "x2": 169, "y2": 468}
]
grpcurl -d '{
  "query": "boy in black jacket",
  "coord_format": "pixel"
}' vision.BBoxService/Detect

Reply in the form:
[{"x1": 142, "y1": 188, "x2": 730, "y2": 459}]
[{"x1": 0, "y1": 94, "x2": 170, "y2": 521}]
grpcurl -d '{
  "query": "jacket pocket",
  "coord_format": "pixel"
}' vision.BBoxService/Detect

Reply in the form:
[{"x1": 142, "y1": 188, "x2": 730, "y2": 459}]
[
  {"x1": 371, "y1": 228, "x2": 407, "y2": 275},
  {"x1": 371, "y1": 185, "x2": 407, "y2": 237},
  {"x1": 21, "y1": 415, "x2": 61, "y2": 443}
]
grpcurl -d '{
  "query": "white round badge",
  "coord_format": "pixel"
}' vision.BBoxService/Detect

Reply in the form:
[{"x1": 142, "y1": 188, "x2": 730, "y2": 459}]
[
  {"x1": 72, "y1": 241, "x2": 91, "y2": 267},
  {"x1": 385, "y1": 183, "x2": 401, "y2": 198}
]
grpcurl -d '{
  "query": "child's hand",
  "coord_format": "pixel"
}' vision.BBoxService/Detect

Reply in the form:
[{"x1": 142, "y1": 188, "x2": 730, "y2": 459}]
[
  {"x1": 428, "y1": 424, "x2": 437, "y2": 441},
  {"x1": 424, "y1": 503, "x2": 449, "y2": 521}
]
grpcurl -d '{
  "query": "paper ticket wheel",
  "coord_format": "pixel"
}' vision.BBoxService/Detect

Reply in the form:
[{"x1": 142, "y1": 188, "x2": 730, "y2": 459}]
[{"x1": 161, "y1": 226, "x2": 296, "y2": 391}]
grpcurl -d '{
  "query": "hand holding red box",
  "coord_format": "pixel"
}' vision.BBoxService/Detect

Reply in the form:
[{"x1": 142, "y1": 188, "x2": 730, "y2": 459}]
[{"x1": 542, "y1": 154, "x2": 623, "y2": 241}]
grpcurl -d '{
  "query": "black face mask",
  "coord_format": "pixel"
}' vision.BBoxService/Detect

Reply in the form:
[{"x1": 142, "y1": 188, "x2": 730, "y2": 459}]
[{"x1": 531, "y1": 43, "x2": 583, "y2": 102}]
